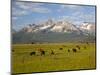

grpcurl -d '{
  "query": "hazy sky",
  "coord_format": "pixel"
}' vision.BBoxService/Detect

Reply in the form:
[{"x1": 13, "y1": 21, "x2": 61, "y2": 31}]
[{"x1": 12, "y1": 0, "x2": 96, "y2": 30}]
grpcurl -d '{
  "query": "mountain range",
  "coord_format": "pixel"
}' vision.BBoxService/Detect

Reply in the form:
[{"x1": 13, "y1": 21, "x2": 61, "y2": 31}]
[{"x1": 12, "y1": 19, "x2": 96, "y2": 44}]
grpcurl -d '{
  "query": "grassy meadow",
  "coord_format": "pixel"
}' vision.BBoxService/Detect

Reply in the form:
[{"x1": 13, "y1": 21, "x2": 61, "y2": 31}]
[{"x1": 11, "y1": 43, "x2": 96, "y2": 74}]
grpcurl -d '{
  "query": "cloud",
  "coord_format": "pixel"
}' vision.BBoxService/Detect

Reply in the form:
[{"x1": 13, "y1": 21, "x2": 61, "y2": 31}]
[
  {"x1": 61, "y1": 5, "x2": 82, "y2": 9},
  {"x1": 71, "y1": 10, "x2": 95, "y2": 22},
  {"x1": 60, "y1": 4, "x2": 95, "y2": 24},
  {"x1": 12, "y1": 1, "x2": 51, "y2": 15},
  {"x1": 32, "y1": 7, "x2": 51, "y2": 13},
  {"x1": 15, "y1": 2, "x2": 31, "y2": 9},
  {"x1": 12, "y1": 7, "x2": 28, "y2": 16},
  {"x1": 80, "y1": 14, "x2": 95, "y2": 22},
  {"x1": 15, "y1": 2, "x2": 43, "y2": 9},
  {"x1": 58, "y1": 10, "x2": 95, "y2": 25},
  {"x1": 58, "y1": 4, "x2": 83, "y2": 13}
]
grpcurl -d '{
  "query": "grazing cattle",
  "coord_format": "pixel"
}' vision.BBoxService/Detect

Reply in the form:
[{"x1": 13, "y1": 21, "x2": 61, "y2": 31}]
[
  {"x1": 30, "y1": 51, "x2": 36, "y2": 56},
  {"x1": 72, "y1": 48, "x2": 77, "y2": 53},
  {"x1": 38, "y1": 48, "x2": 45, "y2": 56},
  {"x1": 59, "y1": 48, "x2": 63, "y2": 50},
  {"x1": 51, "y1": 50, "x2": 54, "y2": 55},
  {"x1": 68, "y1": 49, "x2": 70, "y2": 52},
  {"x1": 40, "y1": 50, "x2": 45, "y2": 56},
  {"x1": 76, "y1": 45, "x2": 80, "y2": 50}
]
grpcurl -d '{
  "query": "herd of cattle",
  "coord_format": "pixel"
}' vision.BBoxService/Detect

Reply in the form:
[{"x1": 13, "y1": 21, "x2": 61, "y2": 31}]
[
  {"x1": 29, "y1": 45, "x2": 87, "y2": 56},
  {"x1": 12, "y1": 43, "x2": 89, "y2": 56}
]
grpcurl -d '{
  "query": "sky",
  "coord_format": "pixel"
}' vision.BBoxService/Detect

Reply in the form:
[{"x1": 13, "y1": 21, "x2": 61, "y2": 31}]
[{"x1": 12, "y1": 0, "x2": 96, "y2": 30}]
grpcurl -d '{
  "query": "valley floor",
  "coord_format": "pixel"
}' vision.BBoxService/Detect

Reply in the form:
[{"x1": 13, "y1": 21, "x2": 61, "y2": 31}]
[{"x1": 11, "y1": 43, "x2": 96, "y2": 74}]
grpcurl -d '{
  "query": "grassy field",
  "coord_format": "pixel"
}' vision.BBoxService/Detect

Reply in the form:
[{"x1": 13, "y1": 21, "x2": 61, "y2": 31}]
[{"x1": 11, "y1": 43, "x2": 96, "y2": 74}]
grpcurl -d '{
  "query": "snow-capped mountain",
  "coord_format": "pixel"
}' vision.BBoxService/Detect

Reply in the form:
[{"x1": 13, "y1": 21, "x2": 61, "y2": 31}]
[
  {"x1": 19, "y1": 19, "x2": 96, "y2": 36},
  {"x1": 21, "y1": 19, "x2": 84, "y2": 34},
  {"x1": 49, "y1": 20, "x2": 79, "y2": 32},
  {"x1": 13, "y1": 20, "x2": 96, "y2": 43},
  {"x1": 79, "y1": 22, "x2": 95, "y2": 31},
  {"x1": 79, "y1": 22, "x2": 95, "y2": 35}
]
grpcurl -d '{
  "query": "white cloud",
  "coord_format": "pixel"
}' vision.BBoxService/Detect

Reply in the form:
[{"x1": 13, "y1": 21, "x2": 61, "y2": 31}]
[
  {"x1": 32, "y1": 7, "x2": 51, "y2": 13},
  {"x1": 15, "y1": 2, "x2": 43, "y2": 9},
  {"x1": 81, "y1": 14, "x2": 95, "y2": 22},
  {"x1": 58, "y1": 10, "x2": 95, "y2": 25},
  {"x1": 58, "y1": 4, "x2": 83, "y2": 13},
  {"x1": 12, "y1": 7, "x2": 28, "y2": 16},
  {"x1": 15, "y1": 2, "x2": 31, "y2": 9},
  {"x1": 14, "y1": 1, "x2": 51, "y2": 14},
  {"x1": 61, "y1": 5, "x2": 82, "y2": 9},
  {"x1": 71, "y1": 10, "x2": 95, "y2": 22}
]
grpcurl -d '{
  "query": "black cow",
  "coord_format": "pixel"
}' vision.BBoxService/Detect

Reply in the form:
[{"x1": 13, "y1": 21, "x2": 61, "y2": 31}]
[
  {"x1": 59, "y1": 48, "x2": 63, "y2": 50},
  {"x1": 30, "y1": 51, "x2": 36, "y2": 56},
  {"x1": 68, "y1": 49, "x2": 70, "y2": 52},
  {"x1": 72, "y1": 48, "x2": 77, "y2": 53},
  {"x1": 40, "y1": 50, "x2": 45, "y2": 56}
]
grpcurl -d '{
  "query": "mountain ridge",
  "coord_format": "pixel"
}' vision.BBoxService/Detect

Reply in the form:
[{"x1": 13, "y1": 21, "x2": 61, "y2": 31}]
[
  {"x1": 17, "y1": 19, "x2": 95, "y2": 34},
  {"x1": 12, "y1": 19, "x2": 95, "y2": 44}
]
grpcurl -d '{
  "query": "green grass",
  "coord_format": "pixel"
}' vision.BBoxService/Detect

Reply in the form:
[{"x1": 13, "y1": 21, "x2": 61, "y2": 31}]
[{"x1": 11, "y1": 43, "x2": 96, "y2": 74}]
